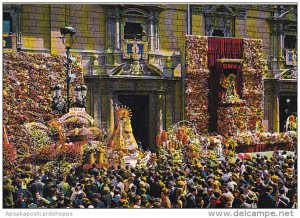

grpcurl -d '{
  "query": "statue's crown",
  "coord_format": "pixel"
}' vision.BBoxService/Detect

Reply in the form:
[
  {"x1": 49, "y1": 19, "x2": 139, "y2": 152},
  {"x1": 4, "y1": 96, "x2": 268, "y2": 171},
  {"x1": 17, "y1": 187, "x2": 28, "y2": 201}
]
[{"x1": 114, "y1": 104, "x2": 132, "y2": 120}]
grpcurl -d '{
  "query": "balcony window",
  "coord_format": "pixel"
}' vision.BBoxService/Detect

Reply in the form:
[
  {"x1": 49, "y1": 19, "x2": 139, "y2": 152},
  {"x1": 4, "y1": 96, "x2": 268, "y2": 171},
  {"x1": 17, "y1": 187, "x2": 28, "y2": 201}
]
[{"x1": 124, "y1": 22, "x2": 143, "y2": 40}]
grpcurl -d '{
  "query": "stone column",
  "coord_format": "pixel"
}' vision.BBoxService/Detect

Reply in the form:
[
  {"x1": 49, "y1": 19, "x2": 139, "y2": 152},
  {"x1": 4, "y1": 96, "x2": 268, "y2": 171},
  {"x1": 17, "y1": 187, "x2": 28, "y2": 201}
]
[
  {"x1": 100, "y1": 92, "x2": 114, "y2": 133},
  {"x1": 114, "y1": 8, "x2": 121, "y2": 51},
  {"x1": 99, "y1": 90, "x2": 115, "y2": 133},
  {"x1": 157, "y1": 85, "x2": 166, "y2": 131},
  {"x1": 93, "y1": 94, "x2": 101, "y2": 126},
  {"x1": 105, "y1": 8, "x2": 115, "y2": 51},
  {"x1": 148, "y1": 11, "x2": 155, "y2": 52},
  {"x1": 273, "y1": 82, "x2": 280, "y2": 132},
  {"x1": 108, "y1": 94, "x2": 115, "y2": 133},
  {"x1": 148, "y1": 10, "x2": 160, "y2": 52},
  {"x1": 277, "y1": 22, "x2": 285, "y2": 70},
  {"x1": 154, "y1": 11, "x2": 160, "y2": 51},
  {"x1": 149, "y1": 94, "x2": 157, "y2": 150}
]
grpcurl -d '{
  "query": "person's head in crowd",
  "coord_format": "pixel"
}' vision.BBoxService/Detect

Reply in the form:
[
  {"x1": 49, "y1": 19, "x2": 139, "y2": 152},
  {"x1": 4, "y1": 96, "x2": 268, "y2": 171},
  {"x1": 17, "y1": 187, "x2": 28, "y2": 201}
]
[
  {"x1": 197, "y1": 197, "x2": 205, "y2": 208},
  {"x1": 291, "y1": 194, "x2": 297, "y2": 203},
  {"x1": 214, "y1": 190, "x2": 222, "y2": 200},
  {"x1": 274, "y1": 191, "x2": 281, "y2": 202},
  {"x1": 239, "y1": 194, "x2": 247, "y2": 203},
  {"x1": 35, "y1": 192, "x2": 42, "y2": 200},
  {"x1": 17, "y1": 192, "x2": 26, "y2": 202},
  {"x1": 152, "y1": 201, "x2": 161, "y2": 208},
  {"x1": 133, "y1": 195, "x2": 141, "y2": 206},
  {"x1": 102, "y1": 187, "x2": 110, "y2": 196},
  {"x1": 222, "y1": 195, "x2": 232, "y2": 208},
  {"x1": 74, "y1": 184, "x2": 81, "y2": 192},
  {"x1": 265, "y1": 186, "x2": 273, "y2": 194},
  {"x1": 82, "y1": 197, "x2": 91, "y2": 208},
  {"x1": 161, "y1": 188, "x2": 170, "y2": 198},
  {"x1": 175, "y1": 199, "x2": 183, "y2": 208}
]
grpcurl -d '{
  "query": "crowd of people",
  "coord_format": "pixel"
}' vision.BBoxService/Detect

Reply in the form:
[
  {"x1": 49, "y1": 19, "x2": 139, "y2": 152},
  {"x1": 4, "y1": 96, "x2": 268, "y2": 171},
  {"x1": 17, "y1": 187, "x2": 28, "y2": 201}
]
[{"x1": 3, "y1": 150, "x2": 297, "y2": 209}]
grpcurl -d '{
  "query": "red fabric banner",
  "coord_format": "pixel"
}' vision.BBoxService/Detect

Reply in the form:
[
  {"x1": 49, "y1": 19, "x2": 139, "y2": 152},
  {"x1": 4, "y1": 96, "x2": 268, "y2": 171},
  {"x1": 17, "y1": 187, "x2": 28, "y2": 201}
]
[{"x1": 208, "y1": 37, "x2": 243, "y2": 69}]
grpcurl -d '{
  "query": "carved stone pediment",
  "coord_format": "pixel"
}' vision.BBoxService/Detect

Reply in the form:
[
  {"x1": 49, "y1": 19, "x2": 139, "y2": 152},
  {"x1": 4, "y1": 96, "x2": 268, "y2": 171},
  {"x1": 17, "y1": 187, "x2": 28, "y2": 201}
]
[
  {"x1": 203, "y1": 5, "x2": 236, "y2": 17},
  {"x1": 109, "y1": 62, "x2": 163, "y2": 77},
  {"x1": 203, "y1": 5, "x2": 239, "y2": 37}
]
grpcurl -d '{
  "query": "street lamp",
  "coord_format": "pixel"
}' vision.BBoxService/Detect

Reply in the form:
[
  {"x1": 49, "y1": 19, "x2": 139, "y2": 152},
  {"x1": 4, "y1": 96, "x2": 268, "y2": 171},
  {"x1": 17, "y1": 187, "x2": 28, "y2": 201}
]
[{"x1": 50, "y1": 25, "x2": 87, "y2": 113}]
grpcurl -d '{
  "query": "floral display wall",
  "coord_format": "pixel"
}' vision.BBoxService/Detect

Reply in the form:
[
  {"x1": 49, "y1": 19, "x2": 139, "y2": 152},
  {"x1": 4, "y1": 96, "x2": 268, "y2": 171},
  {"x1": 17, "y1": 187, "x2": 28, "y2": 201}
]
[
  {"x1": 185, "y1": 36, "x2": 264, "y2": 135},
  {"x1": 185, "y1": 36, "x2": 210, "y2": 134},
  {"x1": 241, "y1": 39, "x2": 265, "y2": 131},
  {"x1": 217, "y1": 104, "x2": 249, "y2": 135},
  {"x1": 3, "y1": 52, "x2": 83, "y2": 147}
]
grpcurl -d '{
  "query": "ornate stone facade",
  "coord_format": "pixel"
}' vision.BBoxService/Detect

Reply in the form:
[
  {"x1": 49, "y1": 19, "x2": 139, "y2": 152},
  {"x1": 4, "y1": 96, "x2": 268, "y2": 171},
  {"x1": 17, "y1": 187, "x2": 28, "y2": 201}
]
[{"x1": 2, "y1": 4, "x2": 297, "y2": 147}]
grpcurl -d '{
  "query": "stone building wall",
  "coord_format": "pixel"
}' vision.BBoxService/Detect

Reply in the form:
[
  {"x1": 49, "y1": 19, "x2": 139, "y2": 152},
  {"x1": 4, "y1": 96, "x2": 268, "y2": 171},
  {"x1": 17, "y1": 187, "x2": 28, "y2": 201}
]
[
  {"x1": 159, "y1": 5, "x2": 187, "y2": 52},
  {"x1": 21, "y1": 4, "x2": 106, "y2": 54},
  {"x1": 21, "y1": 4, "x2": 51, "y2": 51},
  {"x1": 245, "y1": 9, "x2": 272, "y2": 59},
  {"x1": 191, "y1": 13, "x2": 204, "y2": 35}
]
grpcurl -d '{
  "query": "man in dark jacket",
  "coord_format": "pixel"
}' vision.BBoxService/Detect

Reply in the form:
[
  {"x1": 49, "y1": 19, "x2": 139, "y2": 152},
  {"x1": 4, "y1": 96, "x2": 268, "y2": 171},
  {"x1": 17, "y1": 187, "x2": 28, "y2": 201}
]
[
  {"x1": 3, "y1": 179, "x2": 14, "y2": 208},
  {"x1": 287, "y1": 194, "x2": 297, "y2": 208},
  {"x1": 42, "y1": 178, "x2": 56, "y2": 199},
  {"x1": 66, "y1": 169, "x2": 76, "y2": 187},
  {"x1": 92, "y1": 193, "x2": 105, "y2": 208},
  {"x1": 90, "y1": 164, "x2": 100, "y2": 177},
  {"x1": 272, "y1": 192, "x2": 287, "y2": 208},
  {"x1": 101, "y1": 189, "x2": 112, "y2": 208},
  {"x1": 14, "y1": 182, "x2": 32, "y2": 201},
  {"x1": 186, "y1": 187, "x2": 197, "y2": 208},
  {"x1": 257, "y1": 186, "x2": 274, "y2": 208},
  {"x1": 29, "y1": 175, "x2": 45, "y2": 197}
]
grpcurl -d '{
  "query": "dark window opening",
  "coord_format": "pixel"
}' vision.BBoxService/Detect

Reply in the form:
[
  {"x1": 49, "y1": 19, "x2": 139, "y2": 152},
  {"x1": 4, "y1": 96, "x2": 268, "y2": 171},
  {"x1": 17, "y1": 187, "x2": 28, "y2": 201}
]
[
  {"x1": 284, "y1": 35, "x2": 297, "y2": 49},
  {"x1": 3, "y1": 12, "x2": 13, "y2": 48},
  {"x1": 212, "y1": 29, "x2": 224, "y2": 37},
  {"x1": 3, "y1": 12, "x2": 12, "y2": 33},
  {"x1": 124, "y1": 22, "x2": 143, "y2": 40}
]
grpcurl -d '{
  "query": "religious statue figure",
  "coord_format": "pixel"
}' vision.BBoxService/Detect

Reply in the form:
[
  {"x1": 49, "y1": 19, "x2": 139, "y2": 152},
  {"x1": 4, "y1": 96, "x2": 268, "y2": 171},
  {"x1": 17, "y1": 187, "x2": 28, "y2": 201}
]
[
  {"x1": 220, "y1": 73, "x2": 240, "y2": 103},
  {"x1": 98, "y1": 147, "x2": 106, "y2": 164},
  {"x1": 225, "y1": 74, "x2": 238, "y2": 99},
  {"x1": 107, "y1": 105, "x2": 138, "y2": 152},
  {"x1": 130, "y1": 60, "x2": 143, "y2": 75}
]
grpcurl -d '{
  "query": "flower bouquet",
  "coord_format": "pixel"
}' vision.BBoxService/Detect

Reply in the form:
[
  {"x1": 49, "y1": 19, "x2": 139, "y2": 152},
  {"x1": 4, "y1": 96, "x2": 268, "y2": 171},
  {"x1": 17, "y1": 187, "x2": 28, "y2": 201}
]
[
  {"x1": 57, "y1": 142, "x2": 82, "y2": 163},
  {"x1": 31, "y1": 144, "x2": 57, "y2": 165},
  {"x1": 3, "y1": 142, "x2": 17, "y2": 172}
]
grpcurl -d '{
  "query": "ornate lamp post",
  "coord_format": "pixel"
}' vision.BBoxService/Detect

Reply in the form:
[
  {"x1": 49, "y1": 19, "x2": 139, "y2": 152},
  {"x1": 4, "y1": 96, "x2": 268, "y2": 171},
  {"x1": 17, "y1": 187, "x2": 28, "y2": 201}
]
[{"x1": 50, "y1": 26, "x2": 87, "y2": 113}]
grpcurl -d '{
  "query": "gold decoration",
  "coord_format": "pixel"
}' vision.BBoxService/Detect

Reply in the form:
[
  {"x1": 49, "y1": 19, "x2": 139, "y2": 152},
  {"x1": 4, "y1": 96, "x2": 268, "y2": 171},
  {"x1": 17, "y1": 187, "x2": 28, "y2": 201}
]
[{"x1": 107, "y1": 105, "x2": 138, "y2": 153}]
